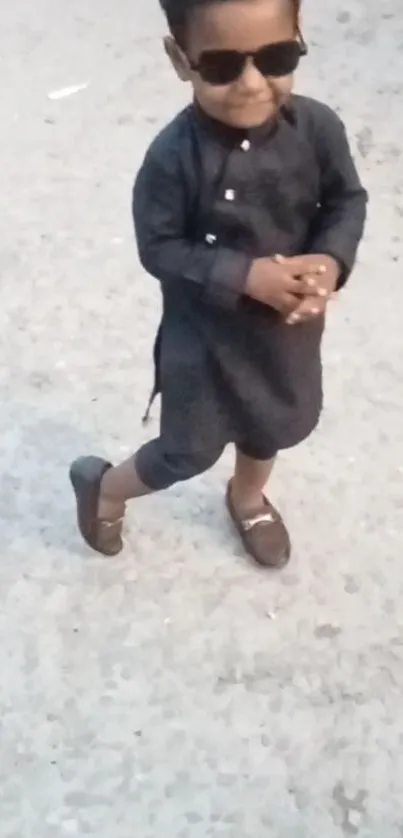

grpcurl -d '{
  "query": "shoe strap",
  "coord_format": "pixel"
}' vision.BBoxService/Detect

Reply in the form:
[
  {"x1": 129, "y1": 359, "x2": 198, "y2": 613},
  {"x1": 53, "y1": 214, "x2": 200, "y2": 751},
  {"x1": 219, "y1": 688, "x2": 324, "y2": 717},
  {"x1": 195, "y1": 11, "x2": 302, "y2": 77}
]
[{"x1": 242, "y1": 511, "x2": 275, "y2": 532}]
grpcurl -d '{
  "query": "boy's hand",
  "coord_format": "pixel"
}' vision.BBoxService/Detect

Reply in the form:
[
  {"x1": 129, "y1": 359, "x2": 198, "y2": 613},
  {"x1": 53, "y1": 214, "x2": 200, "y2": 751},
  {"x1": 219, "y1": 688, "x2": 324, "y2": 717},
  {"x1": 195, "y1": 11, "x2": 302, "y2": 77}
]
[
  {"x1": 245, "y1": 257, "x2": 326, "y2": 315},
  {"x1": 273, "y1": 254, "x2": 340, "y2": 325},
  {"x1": 286, "y1": 294, "x2": 327, "y2": 325}
]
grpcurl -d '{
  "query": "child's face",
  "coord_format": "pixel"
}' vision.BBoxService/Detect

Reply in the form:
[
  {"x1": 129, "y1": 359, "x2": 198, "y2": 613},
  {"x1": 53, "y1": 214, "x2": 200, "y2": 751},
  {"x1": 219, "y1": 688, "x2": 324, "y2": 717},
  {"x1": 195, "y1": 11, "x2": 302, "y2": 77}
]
[{"x1": 166, "y1": 0, "x2": 299, "y2": 129}]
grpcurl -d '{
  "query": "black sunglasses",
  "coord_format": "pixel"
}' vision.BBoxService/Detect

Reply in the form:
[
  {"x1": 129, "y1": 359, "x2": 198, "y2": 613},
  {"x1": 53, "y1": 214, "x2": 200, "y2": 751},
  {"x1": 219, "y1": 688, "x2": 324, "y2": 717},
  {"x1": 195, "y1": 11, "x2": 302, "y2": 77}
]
[{"x1": 188, "y1": 39, "x2": 306, "y2": 86}]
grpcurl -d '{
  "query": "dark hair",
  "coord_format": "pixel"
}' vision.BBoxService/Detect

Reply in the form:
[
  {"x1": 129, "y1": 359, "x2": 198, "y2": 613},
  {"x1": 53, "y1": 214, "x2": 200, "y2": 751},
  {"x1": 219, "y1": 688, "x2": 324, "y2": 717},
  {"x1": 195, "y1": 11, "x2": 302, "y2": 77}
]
[{"x1": 160, "y1": 0, "x2": 301, "y2": 47}]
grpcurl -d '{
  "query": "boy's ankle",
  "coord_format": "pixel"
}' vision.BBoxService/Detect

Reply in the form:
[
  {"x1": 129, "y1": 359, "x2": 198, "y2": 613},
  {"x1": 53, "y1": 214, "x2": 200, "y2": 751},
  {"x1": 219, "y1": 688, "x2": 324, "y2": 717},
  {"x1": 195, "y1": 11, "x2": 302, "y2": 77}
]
[
  {"x1": 229, "y1": 480, "x2": 264, "y2": 517},
  {"x1": 97, "y1": 494, "x2": 125, "y2": 522},
  {"x1": 98, "y1": 472, "x2": 126, "y2": 520}
]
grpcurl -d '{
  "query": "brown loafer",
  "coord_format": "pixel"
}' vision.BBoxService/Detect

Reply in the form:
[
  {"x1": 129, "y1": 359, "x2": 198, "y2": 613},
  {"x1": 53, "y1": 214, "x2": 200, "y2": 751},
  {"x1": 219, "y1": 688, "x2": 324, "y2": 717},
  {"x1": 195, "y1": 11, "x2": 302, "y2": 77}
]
[
  {"x1": 226, "y1": 481, "x2": 291, "y2": 568},
  {"x1": 69, "y1": 456, "x2": 124, "y2": 557}
]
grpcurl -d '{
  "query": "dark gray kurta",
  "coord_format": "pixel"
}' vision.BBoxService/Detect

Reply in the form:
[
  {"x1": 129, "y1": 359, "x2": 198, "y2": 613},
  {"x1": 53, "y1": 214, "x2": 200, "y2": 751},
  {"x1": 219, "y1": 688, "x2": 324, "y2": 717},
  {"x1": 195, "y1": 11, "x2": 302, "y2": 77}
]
[{"x1": 132, "y1": 96, "x2": 367, "y2": 486}]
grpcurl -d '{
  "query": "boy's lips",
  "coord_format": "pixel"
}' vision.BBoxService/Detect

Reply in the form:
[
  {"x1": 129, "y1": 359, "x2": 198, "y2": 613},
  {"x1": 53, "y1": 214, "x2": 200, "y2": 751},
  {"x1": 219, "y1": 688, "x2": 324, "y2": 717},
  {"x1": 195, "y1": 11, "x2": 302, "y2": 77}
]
[{"x1": 230, "y1": 99, "x2": 274, "y2": 109}]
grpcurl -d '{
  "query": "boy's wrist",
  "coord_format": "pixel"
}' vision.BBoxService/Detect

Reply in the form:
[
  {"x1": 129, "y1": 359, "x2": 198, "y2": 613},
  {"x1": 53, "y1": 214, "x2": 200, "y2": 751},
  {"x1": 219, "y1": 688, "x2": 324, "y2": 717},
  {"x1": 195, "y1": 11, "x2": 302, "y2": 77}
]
[
  {"x1": 245, "y1": 258, "x2": 273, "y2": 300},
  {"x1": 245, "y1": 260, "x2": 261, "y2": 298}
]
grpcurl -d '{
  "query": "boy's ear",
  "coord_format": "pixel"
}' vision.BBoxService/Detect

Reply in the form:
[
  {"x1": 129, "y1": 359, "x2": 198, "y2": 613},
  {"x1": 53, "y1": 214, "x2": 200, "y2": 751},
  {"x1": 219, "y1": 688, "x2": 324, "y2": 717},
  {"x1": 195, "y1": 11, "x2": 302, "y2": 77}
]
[
  {"x1": 297, "y1": 28, "x2": 308, "y2": 56},
  {"x1": 296, "y1": 11, "x2": 308, "y2": 56},
  {"x1": 164, "y1": 36, "x2": 191, "y2": 81}
]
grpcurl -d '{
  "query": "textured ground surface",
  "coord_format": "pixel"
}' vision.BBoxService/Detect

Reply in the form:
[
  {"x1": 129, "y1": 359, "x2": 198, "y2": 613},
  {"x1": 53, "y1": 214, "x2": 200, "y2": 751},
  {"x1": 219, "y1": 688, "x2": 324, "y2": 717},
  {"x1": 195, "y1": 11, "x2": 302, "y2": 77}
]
[{"x1": 1, "y1": 0, "x2": 403, "y2": 836}]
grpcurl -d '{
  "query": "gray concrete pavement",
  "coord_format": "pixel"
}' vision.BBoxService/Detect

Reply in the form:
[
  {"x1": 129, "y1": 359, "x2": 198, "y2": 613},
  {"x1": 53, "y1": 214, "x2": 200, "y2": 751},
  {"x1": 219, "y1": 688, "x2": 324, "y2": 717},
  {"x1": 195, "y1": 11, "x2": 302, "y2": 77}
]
[{"x1": 1, "y1": 0, "x2": 403, "y2": 835}]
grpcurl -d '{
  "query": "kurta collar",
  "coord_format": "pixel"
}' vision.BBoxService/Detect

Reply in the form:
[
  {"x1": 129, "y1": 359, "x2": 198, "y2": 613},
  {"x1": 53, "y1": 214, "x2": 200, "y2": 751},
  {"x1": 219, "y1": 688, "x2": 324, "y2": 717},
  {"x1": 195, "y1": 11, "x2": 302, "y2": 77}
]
[{"x1": 192, "y1": 99, "x2": 296, "y2": 147}]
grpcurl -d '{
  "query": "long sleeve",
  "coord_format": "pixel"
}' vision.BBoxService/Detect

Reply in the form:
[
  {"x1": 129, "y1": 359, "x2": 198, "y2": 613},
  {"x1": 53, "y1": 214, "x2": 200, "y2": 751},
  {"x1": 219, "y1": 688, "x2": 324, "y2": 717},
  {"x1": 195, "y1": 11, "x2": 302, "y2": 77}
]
[
  {"x1": 309, "y1": 108, "x2": 368, "y2": 288},
  {"x1": 132, "y1": 144, "x2": 252, "y2": 310}
]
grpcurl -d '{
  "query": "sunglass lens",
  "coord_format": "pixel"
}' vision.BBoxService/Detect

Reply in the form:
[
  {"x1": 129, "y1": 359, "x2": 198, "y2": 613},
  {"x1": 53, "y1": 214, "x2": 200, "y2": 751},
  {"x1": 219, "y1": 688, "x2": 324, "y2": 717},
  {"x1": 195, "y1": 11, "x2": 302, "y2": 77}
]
[
  {"x1": 197, "y1": 51, "x2": 245, "y2": 85},
  {"x1": 255, "y1": 41, "x2": 301, "y2": 77}
]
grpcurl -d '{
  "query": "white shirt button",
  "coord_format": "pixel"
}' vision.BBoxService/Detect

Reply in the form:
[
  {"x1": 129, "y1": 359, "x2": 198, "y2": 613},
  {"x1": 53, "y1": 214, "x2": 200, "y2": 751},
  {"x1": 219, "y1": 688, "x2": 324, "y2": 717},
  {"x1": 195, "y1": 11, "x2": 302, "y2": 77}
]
[
  {"x1": 241, "y1": 139, "x2": 250, "y2": 151},
  {"x1": 205, "y1": 233, "x2": 217, "y2": 244},
  {"x1": 224, "y1": 189, "x2": 236, "y2": 201}
]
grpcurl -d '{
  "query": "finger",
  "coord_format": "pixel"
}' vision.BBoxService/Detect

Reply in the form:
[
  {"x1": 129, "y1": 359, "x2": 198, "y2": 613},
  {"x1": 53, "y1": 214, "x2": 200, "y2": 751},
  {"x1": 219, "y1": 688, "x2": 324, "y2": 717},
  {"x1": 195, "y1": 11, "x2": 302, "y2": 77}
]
[
  {"x1": 281, "y1": 293, "x2": 301, "y2": 315},
  {"x1": 274, "y1": 256, "x2": 326, "y2": 291},
  {"x1": 299, "y1": 273, "x2": 322, "y2": 295},
  {"x1": 302, "y1": 274, "x2": 334, "y2": 297},
  {"x1": 285, "y1": 300, "x2": 306, "y2": 324},
  {"x1": 272, "y1": 257, "x2": 313, "y2": 294},
  {"x1": 274, "y1": 254, "x2": 309, "y2": 273},
  {"x1": 277, "y1": 256, "x2": 327, "y2": 277},
  {"x1": 284, "y1": 276, "x2": 308, "y2": 295},
  {"x1": 286, "y1": 305, "x2": 313, "y2": 325},
  {"x1": 286, "y1": 300, "x2": 323, "y2": 325},
  {"x1": 296, "y1": 276, "x2": 329, "y2": 297},
  {"x1": 286, "y1": 310, "x2": 304, "y2": 325},
  {"x1": 311, "y1": 280, "x2": 330, "y2": 298}
]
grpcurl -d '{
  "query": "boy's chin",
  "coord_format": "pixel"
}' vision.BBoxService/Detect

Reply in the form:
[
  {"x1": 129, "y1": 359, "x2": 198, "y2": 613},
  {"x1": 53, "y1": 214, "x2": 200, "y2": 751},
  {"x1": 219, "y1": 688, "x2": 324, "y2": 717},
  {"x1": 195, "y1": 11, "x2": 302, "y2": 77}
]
[
  {"x1": 201, "y1": 100, "x2": 280, "y2": 130},
  {"x1": 225, "y1": 107, "x2": 278, "y2": 129}
]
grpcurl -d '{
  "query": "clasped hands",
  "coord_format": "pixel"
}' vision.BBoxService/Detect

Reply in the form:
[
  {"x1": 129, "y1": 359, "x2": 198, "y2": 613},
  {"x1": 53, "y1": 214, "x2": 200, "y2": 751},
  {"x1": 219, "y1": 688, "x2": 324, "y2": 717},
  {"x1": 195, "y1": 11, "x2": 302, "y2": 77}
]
[{"x1": 246, "y1": 253, "x2": 340, "y2": 324}]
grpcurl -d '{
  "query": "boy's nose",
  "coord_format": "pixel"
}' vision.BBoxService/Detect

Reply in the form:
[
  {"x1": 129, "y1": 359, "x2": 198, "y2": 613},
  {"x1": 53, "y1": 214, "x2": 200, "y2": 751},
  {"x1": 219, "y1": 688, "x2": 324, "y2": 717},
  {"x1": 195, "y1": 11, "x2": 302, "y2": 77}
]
[{"x1": 237, "y1": 56, "x2": 267, "y2": 93}]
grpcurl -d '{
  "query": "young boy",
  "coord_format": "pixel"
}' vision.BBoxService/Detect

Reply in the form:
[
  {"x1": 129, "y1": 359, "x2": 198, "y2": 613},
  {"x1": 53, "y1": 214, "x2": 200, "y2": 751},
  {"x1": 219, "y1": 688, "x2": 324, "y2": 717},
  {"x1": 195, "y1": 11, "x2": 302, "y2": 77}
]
[{"x1": 70, "y1": 0, "x2": 367, "y2": 568}]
